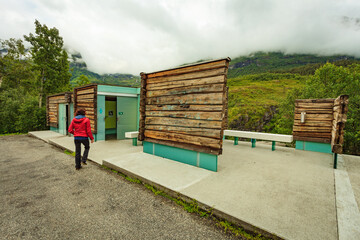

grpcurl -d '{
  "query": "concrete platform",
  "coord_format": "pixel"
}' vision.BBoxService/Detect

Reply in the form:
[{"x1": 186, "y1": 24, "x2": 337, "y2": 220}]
[{"x1": 29, "y1": 131, "x2": 360, "y2": 240}]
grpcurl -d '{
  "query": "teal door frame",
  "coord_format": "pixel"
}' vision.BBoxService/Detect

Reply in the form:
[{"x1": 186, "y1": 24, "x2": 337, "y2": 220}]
[{"x1": 96, "y1": 89, "x2": 140, "y2": 141}]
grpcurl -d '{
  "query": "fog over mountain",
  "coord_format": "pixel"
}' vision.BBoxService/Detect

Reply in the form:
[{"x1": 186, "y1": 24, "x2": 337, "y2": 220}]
[{"x1": 1, "y1": 0, "x2": 360, "y2": 75}]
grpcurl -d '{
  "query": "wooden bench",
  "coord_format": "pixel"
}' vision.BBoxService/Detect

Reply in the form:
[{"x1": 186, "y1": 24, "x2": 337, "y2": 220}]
[
  {"x1": 125, "y1": 131, "x2": 139, "y2": 146},
  {"x1": 223, "y1": 130, "x2": 293, "y2": 151}
]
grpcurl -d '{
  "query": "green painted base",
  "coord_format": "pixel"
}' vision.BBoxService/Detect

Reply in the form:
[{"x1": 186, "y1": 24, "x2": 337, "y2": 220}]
[
  {"x1": 295, "y1": 141, "x2": 332, "y2": 154},
  {"x1": 143, "y1": 141, "x2": 218, "y2": 172},
  {"x1": 50, "y1": 127, "x2": 58, "y2": 133}
]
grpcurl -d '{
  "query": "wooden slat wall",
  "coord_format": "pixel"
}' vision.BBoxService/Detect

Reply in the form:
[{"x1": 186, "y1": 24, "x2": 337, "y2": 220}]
[
  {"x1": 293, "y1": 98, "x2": 335, "y2": 143},
  {"x1": 74, "y1": 85, "x2": 98, "y2": 133},
  {"x1": 331, "y1": 95, "x2": 349, "y2": 153},
  {"x1": 139, "y1": 58, "x2": 230, "y2": 155},
  {"x1": 47, "y1": 93, "x2": 69, "y2": 127}
]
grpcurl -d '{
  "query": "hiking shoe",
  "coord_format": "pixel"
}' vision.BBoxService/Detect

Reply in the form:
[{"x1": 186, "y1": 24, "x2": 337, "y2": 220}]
[
  {"x1": 81, "y1": 161, "x2": 87, "y2": 165},
  {"x1": 75, "y1": 166, "x2": 82, "y2": 170}
]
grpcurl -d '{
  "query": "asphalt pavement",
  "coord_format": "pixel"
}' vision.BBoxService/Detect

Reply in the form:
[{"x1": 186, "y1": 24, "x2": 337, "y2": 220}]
[{"x1": 0, "y1": 135, "x2": 238, "y2": 240}]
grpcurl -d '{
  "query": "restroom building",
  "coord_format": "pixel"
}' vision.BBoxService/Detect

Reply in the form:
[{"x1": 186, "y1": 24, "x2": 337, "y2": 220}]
[{"x1": 47, "y1": 84, "x2": 140, "y2": 141}]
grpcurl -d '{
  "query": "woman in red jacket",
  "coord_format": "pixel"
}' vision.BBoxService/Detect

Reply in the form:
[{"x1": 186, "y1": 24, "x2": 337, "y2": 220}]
[{"x1": 68, "y1": 109, "x2": 94, "y2": 170}]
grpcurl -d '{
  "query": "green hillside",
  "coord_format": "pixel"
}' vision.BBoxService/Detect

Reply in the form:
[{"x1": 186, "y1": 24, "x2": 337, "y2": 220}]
[
  {"x1": 228, "y1": 52, "x2": 359, "y2": 78},
  {"x1": 226, "y1": 52, "x2": 360, "y2": 133},
  {"x1": 69, "y1": 62, "x2": 140, "y2": 87},
  {"x1": 227, "y1": 73, "x2": 305, "y2": 132}
]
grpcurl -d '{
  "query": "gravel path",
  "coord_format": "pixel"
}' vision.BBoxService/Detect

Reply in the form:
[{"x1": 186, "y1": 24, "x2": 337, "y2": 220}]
[{"x1": 0, "y1": 135, "x2": 238, "y2": 240}]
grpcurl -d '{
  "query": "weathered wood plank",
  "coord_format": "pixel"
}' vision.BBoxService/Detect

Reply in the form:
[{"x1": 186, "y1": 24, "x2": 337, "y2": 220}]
[
  {"x1": 293, "y1": 120, "x2": 333, "y2": 126},
  {"x1": 293, "y1": 126, "x2": 332, "y2": 132},
  {"x1": 146, "y1": 83, "x2": 224, "y2": 98},
  {"x1": 77, "y1": 94, "x2": 95, "y2": 100},
  {"x1": 146, "y1": 104, "x2": 223, "y2": 112},
  {"x1": 293, "y1": 136, "x2": 331, "y2": 143},
  {"x1": 293, "y1": 131, "x2": 331, "y2": 138},
  {"x1": 145, "y1": 111, "x2": 222, "y2": 121},
  {"x1": 295, "y1": 99, "x2": 335, "y2": 103},
  {"x1": 146, "y1": 75, "x2": 225, "y2": 91},
  {"x1": 147, "y1": 59, "x2": 228, "y2": 78},
  {"x1": 147, "y1": 68, "x2": 226, "y2": 84},
  {"x1": 295, "y1": 102, "x2": 334, "y2": 109},
  {"x1": 145, "y1": 130, "x2": 221, "y2": 149},
  {"x1": 76, "y1": 98, "x2": 95, "y2": 103},
  {"x1": 146, "y1": 92, "x2": 223, "y2": 105},
  {"x1": 294, "y1": 113, "x2": 333, "y2": 121},
  {"x1": 138, "y1": 72, "x2": 147, "y2": 141},
  {"x1": 77, "y1": 103, "x2": 95, "y2": 108},
  {"x1": 295, "y1": 108, "x2": 333, "y2": 114},
  {"x1": 77, "y1": 88, "x2": 95, "y2": 95},
  {"x1": 144, "y1": 138, "x2": 221, "y2": 155},
  {"x1": 145, "y1": 117, "x2": 222, "y2": 129},
  {"x1": 145, "y1": 125, "x2": 222, "y2": 139}
]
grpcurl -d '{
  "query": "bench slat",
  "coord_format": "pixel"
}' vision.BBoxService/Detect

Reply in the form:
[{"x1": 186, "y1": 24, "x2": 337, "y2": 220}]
[
  {"x1": 224, "y1": 130, "x2": 293, "y2": 143},
  {"x1": 125, "y1": 131, "x2": 139, "y2": 138}
]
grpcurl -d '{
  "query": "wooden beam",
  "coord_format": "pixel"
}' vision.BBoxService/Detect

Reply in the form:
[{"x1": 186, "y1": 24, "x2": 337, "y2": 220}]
[
  {"x1": 146, "y1": 59, "x2": 229, "y2": 78},
  {"x1": 146, "y1": 92, "x2": 223, "y2": 105},
  {"x1": 146, "y1": 104, "x2": 223, "y2": 112},
  {"x1": 146, "y1": 75, "x2": 226, "y2": 91},
  {"x1": 146, "y1": 83, "x2": 224, "y2": 98},
  {"x1": 145, "y1": 117, "x2": 222, "y2": 129},
  {"x1": 146, "y1": 125, "x2": 222, "y2": 139},
  {"x1": 145, "y1": 130, "x2": 221, "y2": 149},
  {"x1": 144, "y1": 138, "x2": 222, "y2": 155},
  {"x1": 145, "y1": 111, "x2": 222, "y2": 121},
  {"x1": 147, "y1": 68, "x2": 226, "y2": 84}
]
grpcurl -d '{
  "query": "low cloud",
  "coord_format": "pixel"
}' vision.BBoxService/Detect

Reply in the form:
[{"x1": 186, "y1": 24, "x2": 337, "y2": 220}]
[{"x1": 1, "y1": 0, "x2": 360, "y2": 75}]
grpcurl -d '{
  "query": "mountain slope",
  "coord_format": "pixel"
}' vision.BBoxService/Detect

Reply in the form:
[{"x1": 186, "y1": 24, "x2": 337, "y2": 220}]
[{"x1": 228, "y1": 52, "x2": 359, "y2": 78}]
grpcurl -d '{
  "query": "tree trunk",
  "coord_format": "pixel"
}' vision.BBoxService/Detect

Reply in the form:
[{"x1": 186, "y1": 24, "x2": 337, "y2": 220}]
[{"x1": 39, "y1": 69, "x2": 44, "y2": 108}]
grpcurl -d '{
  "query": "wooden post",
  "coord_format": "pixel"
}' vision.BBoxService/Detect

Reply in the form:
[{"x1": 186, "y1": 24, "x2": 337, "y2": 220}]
[
  {"x1": 138, "y1": 72, "x2": 147, "y2": 141},
  {"x1": 331, "y1": 95, "x2": 349, "y2": 154}
]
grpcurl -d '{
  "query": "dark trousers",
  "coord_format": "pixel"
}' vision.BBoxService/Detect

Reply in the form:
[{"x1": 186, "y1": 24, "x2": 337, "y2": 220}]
[{"x1": 74, "y1": 139, "x2": 90, "y2": 168}]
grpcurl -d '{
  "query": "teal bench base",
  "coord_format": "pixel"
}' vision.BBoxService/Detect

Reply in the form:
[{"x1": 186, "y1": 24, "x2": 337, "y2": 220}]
[
  {"x1": 233, "y1": 137, "x2": 276, "y2": 151},
  {"x1": 143, "y1": 141, "x2": 218, "y2": 172},
  {"x1": 295, "y1": 141, "x2": 332, "y2": 154}
]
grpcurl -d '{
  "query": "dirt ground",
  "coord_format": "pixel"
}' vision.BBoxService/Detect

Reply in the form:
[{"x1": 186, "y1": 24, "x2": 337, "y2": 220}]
[{"x1": 0, "y1": 135, "x2": 238, "y2": 240}]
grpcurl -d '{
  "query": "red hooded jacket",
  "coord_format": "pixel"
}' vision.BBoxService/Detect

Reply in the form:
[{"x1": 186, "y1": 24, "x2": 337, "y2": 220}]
[{"x1": 68, "y1": 116, "x2": 94, "y2": 140}]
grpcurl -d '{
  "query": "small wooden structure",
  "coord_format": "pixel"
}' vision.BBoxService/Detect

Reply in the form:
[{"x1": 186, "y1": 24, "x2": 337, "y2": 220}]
[
  {"x1": 47, "y1": 92, "x2": 73, "y2": 134},
  {"x1": 138, "y1": 58, "x2": 231, "y2": 171},
  {"x1": 293, "y1": 95, "x2": 349, "y2": 154}
]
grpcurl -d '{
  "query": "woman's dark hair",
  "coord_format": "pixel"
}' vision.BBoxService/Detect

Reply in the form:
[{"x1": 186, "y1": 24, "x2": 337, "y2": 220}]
[{"x1": 75, "y1": 108, "x2": 86, "y2": 116}]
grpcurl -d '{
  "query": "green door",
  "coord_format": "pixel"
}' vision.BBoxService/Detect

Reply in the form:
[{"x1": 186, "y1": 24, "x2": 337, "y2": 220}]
[
  {"x1": 58, "y1": 103, "x2": 67, "y2": 135},
  {"x1": 105, "y1": 100, "x2": 117, "y2": 134},
  {"x1": 117, "y1": 97, "x2": 137, "y2": 140}
]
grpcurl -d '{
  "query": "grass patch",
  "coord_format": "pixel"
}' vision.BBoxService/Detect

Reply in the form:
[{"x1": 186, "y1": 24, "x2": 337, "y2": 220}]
[
  {"x1": 64, "y1": 150, "x2": 75, "y2": 156},
  {"x1": 227, "y1": 76, "x2": 305, "y2": 131},
  {"x1": 0, "y1": 132, "x2": 26, "y2": 136},
  {"x1": 101, "y1": 165, "x2": 272, "y2": 240}
]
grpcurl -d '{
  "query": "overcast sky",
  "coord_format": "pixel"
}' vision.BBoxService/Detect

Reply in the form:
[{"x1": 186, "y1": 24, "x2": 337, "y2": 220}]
[{"x1": 1, "y1": 0, "x2": 360, "y2": 75}]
